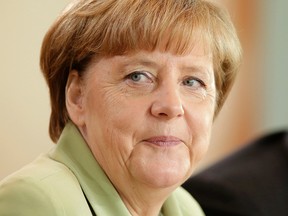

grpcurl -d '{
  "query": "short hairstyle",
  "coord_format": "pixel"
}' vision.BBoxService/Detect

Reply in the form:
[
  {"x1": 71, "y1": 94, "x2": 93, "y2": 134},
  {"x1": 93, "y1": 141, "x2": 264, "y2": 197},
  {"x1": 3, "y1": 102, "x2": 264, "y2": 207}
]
[{"x1": 40, "y1": 0, "x2": 242, "y2": 143}]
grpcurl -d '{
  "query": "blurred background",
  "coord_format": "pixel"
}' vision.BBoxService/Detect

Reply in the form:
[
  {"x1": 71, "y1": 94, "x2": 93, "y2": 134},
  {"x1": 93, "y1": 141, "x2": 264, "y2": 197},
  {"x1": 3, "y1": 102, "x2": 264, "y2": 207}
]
[{"x1": 0, "y1": 0, "x2": 287, "y2": 180}]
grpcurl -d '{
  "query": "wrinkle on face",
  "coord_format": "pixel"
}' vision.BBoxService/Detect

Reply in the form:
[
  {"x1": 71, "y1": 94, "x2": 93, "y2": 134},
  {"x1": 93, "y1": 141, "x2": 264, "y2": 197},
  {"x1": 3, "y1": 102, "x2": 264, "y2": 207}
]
[{"x1": 72, "y1": 49, "x2": 216, "y2": 209}]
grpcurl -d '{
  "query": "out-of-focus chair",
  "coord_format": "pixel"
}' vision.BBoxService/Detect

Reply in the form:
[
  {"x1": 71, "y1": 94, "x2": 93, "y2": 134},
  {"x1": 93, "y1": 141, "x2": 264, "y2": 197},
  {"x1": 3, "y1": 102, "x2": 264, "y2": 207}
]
[{"x1": 183, "y1": 130, "x2": 288, "y2": 216}]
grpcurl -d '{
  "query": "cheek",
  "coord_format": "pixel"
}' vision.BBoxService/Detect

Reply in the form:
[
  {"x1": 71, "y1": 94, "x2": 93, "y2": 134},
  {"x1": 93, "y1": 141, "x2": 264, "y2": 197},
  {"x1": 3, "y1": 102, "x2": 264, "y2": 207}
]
[
  {"x1": 84, "y1": 84, "x2": 122, "y2": 122},
  {"x1": 84, "y1": 86, "x2": 140, "y2": 144},
  {"x1": 193, "y1": 120, "x2": 212, "y2": 162},
  {"x1": 186, "y1": 101, "x2": 215, "y2": 164},
  {"x1": 82, "y1": 90, "x2": 135, "y2": 166}
]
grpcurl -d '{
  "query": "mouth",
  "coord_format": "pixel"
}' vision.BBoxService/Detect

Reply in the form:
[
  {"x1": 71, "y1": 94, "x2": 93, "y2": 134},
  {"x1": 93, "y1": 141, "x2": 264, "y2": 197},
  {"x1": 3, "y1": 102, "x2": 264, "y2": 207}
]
[{"x1": 143, "y1": 136, "x2": 183, "y2": 147}]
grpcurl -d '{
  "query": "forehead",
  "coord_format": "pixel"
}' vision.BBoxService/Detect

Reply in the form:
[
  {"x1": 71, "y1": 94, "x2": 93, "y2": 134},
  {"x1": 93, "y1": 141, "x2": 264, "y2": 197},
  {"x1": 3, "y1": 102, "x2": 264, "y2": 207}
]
[
  {"x1": 86, "y1": 48, "x2": 213, "y2": 82},
  {"x1": 119, "y1": 50, "x2": 212, "y2": 69},
  {"x1": 92, "y1": 38, "x2": 212, "y2": 66}
]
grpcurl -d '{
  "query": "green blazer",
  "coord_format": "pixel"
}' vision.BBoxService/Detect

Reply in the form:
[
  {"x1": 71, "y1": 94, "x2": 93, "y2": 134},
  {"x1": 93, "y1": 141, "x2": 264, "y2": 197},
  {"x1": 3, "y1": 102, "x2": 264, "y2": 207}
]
[{"x1": 0, "y1": 122, "x2": 204, "y2": 216}]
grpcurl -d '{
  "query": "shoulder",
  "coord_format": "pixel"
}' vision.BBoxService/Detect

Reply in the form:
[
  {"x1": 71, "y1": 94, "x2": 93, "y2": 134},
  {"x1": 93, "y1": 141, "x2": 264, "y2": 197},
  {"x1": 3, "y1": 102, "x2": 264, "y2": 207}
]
[
  {"x1": 174, "y1": 187, "x2": 203, "y2": 209},
  {"x1": 163, "y1": 186, "x2": 205, "y2": 216},
  {"x1": 178, "y1": 187, "x2": 205, "y2": 215},
  {"x1": 0, "y1": 171, "x2": 60, "y2": 215},
  {"x1": 0, "y1": 155, "x2": 89, "y2": 216}
]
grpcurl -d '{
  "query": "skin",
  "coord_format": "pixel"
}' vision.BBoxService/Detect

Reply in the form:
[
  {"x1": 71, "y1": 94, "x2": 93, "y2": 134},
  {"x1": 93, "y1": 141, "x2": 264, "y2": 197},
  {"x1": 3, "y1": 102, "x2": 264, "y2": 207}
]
[{"x1": 66, "y1": 47, "x2": 216, "y2": 216}]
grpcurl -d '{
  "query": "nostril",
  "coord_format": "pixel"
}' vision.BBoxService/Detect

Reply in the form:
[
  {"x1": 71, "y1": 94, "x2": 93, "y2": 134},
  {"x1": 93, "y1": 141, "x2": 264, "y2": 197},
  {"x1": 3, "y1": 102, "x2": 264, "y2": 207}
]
[{"x1": 158, "y1": 112, "x2": 168, "y2": 117}]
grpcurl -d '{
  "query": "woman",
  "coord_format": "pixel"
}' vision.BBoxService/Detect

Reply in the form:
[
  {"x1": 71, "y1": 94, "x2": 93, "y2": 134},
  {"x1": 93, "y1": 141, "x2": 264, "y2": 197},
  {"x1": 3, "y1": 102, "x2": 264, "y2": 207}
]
[{"x1": 0, "y1": 0, "x2": 241, "y2": 215}]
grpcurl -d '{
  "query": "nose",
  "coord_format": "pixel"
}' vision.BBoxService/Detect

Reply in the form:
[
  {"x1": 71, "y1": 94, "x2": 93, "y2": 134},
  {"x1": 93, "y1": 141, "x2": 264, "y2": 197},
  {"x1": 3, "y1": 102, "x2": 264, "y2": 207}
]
[{"x1": 151, "y1": 84, "x2": 184, "y2": 119}]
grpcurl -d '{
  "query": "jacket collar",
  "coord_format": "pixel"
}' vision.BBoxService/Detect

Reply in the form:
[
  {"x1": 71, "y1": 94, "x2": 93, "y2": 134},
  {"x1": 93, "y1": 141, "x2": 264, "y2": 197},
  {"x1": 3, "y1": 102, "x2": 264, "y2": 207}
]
[{"x1": 49, "y1": 122, "x2": 132, "y2": 215}]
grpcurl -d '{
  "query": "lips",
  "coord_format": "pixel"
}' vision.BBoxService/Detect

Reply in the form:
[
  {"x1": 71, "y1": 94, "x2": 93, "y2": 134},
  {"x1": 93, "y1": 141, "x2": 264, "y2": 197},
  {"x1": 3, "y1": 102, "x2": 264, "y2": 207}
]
[{"x1": 144, "y1": 136, "x2": 182, "y2": 147}]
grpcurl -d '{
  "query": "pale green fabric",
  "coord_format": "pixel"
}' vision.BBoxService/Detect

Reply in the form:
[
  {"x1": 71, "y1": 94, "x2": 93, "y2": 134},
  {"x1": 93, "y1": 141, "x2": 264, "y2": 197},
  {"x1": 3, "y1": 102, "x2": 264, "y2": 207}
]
[{"x1": 0, "y1": 122, "x2": 205, "y2": 216}]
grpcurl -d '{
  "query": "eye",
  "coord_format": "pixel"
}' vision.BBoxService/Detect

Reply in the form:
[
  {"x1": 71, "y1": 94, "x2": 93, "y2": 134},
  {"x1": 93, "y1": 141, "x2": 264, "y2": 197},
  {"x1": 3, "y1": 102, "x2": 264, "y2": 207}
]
[
  {"x1": 126, "y1": 71, "x2": 153, "y2": 84},
  {"x1": 129, "y1": 73, "x2": 144, "y2": 82},
  {"x1": 182, "y1": 77, "x2": 205, "y2": 89}
]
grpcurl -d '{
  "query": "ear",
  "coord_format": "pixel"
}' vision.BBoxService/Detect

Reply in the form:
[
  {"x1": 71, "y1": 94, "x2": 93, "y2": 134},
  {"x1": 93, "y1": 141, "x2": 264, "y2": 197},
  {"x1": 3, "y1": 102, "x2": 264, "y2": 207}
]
[{"x1": 66, "y1": 70, "x2": 85, "y2": 127}]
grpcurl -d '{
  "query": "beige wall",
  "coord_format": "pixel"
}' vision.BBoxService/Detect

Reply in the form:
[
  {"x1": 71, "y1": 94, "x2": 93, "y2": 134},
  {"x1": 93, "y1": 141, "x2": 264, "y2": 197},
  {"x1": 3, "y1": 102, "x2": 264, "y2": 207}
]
[
  {"x1": 195, "y1": 0, "x2": 265, "y2": 170},
  {"x1": 1, "y1": 0, "x2": 287, "y2": 180},
  {"x1": 0, "y1": 1, "x2": 71, "y2": 180},
  {"x1": 199, "y1": 0, "x2": 288, "y2": 171}
]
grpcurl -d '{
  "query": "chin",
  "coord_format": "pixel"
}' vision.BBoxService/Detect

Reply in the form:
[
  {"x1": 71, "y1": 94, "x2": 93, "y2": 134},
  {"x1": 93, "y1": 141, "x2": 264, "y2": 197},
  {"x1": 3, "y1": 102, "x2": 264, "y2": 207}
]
[
  {"x1": 129, "y1": 146, "x2": 192, "y2": 188},
  {"x1": 140, "y1": 165, "x2": 190, "y2": 189}
]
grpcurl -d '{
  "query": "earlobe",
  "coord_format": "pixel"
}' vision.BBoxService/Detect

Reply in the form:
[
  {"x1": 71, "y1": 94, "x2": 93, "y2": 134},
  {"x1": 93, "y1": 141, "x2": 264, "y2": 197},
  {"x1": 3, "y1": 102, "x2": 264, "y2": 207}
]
[{"x1": 66, "y1": 70, "x2": 85, "y2": 126}]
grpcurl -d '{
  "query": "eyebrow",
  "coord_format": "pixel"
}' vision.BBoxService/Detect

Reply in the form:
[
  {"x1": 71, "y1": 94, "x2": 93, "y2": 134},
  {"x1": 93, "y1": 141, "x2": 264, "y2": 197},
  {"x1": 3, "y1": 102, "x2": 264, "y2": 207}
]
[{"x1": 119, "y1": 55, "x2": 212, "y2": 77}]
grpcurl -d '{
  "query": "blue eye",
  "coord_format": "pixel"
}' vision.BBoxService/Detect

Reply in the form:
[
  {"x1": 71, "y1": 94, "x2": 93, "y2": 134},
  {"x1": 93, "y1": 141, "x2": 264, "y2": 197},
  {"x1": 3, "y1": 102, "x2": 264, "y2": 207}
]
[
  {"x1": 182, "y1": 78, "x2": 205, "y2": 88},
  {"x1": 129, "y1": 73, "x2": 143, "y2": 82},
  {"x1": 126, "y1": 71, "x2": 152, "y2": 83}
]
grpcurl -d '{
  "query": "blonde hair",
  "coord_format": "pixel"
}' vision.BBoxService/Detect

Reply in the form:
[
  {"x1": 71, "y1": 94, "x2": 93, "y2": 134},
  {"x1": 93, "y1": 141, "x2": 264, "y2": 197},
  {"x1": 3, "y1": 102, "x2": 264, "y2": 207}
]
[{"x1": 40, "y1": 0, "x2": 242, "y2": 142}]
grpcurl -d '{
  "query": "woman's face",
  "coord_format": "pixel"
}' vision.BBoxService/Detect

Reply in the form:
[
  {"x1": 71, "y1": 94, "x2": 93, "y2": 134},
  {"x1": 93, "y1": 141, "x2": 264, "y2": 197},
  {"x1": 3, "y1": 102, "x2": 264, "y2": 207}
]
[{"x1": 71, "y1": 48, "x2": 216, "y2": 190}]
